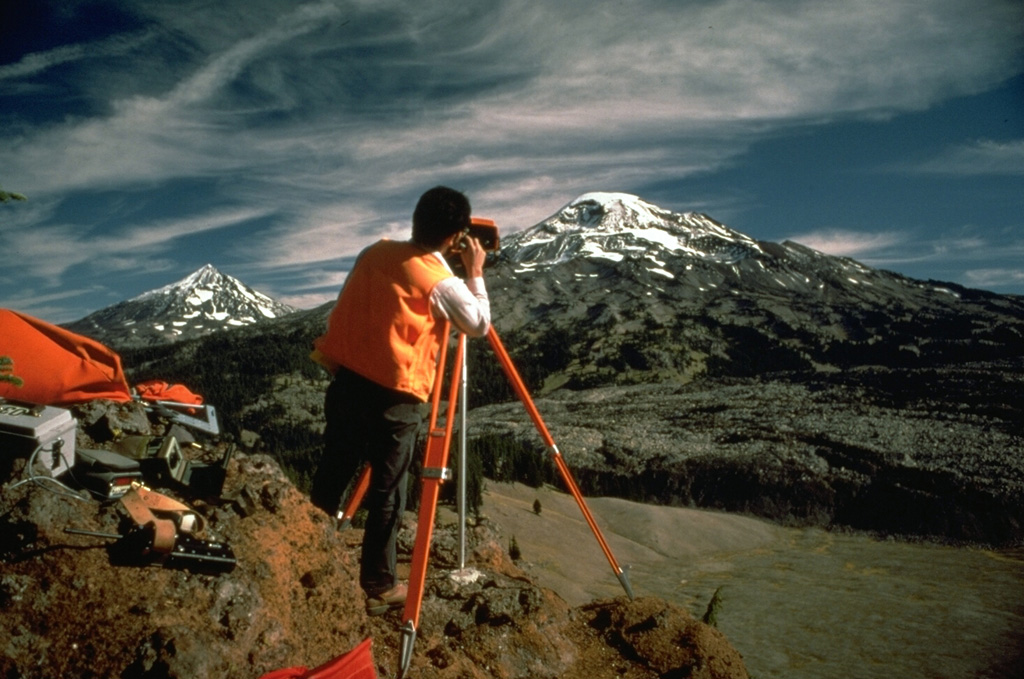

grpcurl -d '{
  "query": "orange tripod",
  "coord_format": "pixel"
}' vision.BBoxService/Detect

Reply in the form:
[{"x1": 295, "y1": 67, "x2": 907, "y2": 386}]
[{"x1": 338, "y1": 325, "x2": 634, "y2": 678}]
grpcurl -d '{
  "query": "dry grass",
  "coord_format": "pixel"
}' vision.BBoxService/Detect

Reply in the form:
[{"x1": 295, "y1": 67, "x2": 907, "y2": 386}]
[{"x1": 478, "y1": 481, "x2": 781, "y2": 606}]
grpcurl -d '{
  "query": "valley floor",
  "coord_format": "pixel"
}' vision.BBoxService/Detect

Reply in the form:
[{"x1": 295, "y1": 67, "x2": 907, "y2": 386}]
[{"x1": 480, "y1": 482, "x2": 1024, "y2": 679}]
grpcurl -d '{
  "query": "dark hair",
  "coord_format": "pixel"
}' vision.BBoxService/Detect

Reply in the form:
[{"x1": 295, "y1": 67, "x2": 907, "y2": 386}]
[{"x1": 412, "y1": 186, "x2": 471, "y2": 249}]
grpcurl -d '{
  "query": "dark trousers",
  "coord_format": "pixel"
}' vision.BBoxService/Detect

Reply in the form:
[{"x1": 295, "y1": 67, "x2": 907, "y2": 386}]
[{"x1": 311, "y1": 367, "x2": 427, "y2": 597}]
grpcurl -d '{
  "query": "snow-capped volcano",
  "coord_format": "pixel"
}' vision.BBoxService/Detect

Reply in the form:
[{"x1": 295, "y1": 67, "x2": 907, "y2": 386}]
[
  {"x1": 64, "y1": 264, "x2": 296, "y2": 348},
  {"x1": 481, "y1": 191, "x2": 1024, "y2": 387},
  {"x1": 503, "y1": 192, "x2": 763, "y2": 271},
  {"x1": 497, "y1": 191, "x2": 930, "y2": 301},
  {"x1": 133, "y1": 263, "x2": 292, "y2": 321}
]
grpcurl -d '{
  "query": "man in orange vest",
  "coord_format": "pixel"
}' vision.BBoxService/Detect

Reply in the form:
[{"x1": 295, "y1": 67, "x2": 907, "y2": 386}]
[{"x1": 311, "y1": 186, "x2": 490, "y2": 615}]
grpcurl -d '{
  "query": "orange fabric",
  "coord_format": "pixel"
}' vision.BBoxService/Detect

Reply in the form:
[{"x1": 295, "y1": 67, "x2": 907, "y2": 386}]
[
  {"x1": 0, "y1": 309, "x2": 131, "y2": 405},
  {"x1": 135, "y1": 379, "x2": 204, "y2": 405},
  {"x1": 258, "y1": 638, "x2": 376, "y2": 679},
  {"x1": 314, "y1": 240, "x2": 451, "y2": 401}
]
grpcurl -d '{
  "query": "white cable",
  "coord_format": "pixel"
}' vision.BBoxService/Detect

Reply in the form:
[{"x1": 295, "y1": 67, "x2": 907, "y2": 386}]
[{"x1": 4, "y1": 442, "x2": 90, "y2": 502}]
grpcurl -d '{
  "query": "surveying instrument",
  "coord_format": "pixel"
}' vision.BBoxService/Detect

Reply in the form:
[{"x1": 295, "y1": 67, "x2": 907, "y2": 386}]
[{"x1": 336, "y1": 218, "x2": 634, "y2": 679}]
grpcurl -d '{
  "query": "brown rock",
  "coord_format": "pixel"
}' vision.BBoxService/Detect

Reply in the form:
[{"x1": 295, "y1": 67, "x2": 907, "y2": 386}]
[{"x1": 0, "y1": 448, "x2": 748, "y2": 679}]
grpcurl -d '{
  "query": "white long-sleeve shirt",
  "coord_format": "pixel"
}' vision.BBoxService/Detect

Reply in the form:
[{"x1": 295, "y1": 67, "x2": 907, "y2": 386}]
[{"x1": 428, "y1": 251, "x2": 490, "y2": 337}]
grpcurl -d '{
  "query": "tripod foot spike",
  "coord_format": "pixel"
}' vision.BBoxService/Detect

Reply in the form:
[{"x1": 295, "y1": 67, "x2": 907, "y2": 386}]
[
  {"x1": 617, "y1": 565, "x2": 635, "y2": 601},
  {"x1": 397, "y1": 620, "x2": 417, "y2": 679}
]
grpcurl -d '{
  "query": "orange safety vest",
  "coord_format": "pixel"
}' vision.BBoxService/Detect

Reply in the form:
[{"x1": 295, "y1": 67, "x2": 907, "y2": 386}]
[{"x1": 314, "y1": 240, "x2": 452, "y2": 401}]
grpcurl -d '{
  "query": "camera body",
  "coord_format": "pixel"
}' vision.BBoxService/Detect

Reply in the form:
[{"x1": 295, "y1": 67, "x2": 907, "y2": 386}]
[
  {"x1": 446, "y1": 217, "x2": 500, "y2": 277},
  {"x1": 452, "y1": 217, "x2": 500, "y2": 253}
]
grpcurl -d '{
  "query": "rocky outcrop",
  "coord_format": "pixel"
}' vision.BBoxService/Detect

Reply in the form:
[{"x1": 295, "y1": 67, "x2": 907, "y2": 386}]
[{"x1": 0, "y1": 406, "x2": 748, "y2": 679}]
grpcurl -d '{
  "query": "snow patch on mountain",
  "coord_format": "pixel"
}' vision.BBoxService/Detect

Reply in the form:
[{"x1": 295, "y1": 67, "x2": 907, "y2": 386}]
[{"x1": 502, "y1": 192, "x2": 764, "y2": 272}]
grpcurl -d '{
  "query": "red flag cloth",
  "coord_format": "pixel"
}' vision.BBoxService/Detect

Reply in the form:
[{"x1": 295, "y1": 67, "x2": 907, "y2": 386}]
[
  {"x1": 0, "y1": 309, "x2": 131, "y2": 405},
  {"x1": 135, "y1": 379, "x2": 204, "y2": 405},
  {"x1": 258, "y1": 638, "x2": 377, "y2": 679}
]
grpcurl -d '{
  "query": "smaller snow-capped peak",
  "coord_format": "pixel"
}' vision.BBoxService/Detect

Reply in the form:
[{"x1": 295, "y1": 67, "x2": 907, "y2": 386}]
[
  {"x1": 135, "y1": 264, "x2": 289, "y2": 317},
  {"x1": 64, "y1": 264, "x2": 298, "y2": 347},
  {"x1": 502, "y1": 192, "x2": 762, "y2": 270}
]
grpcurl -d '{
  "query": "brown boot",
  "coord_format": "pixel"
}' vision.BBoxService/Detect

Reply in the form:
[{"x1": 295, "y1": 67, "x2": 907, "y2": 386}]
[{"x1": 365, "y1": 582, "x2": 407, "y2": 616}]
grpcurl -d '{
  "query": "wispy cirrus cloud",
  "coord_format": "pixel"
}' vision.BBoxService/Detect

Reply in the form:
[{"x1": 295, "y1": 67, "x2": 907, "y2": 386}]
[
  {"x1": 1, "y1": 0, "x2": 1022, "y2": 321},
  {"x1": 6, "y1": 0, "x2": 1021, "y2": 200},
  {"x1": 790, "y1": 226, "x2": 1024, "y2": 288},
  {"x1": 2, "y1": 205, "x2": 271, "y2": 284},
  {"x1": 0, "y1": 30, "x2": 158, "y2": 80},
  {"x1": 785, "y1": 229, "x2": 907, "y2": 258},
  {"x1": 912, "y1": 139, "x2": 1024, "y2": 175},
  {"x1": 964, "y1": 268, "x2": 1024, "y2": 288}
]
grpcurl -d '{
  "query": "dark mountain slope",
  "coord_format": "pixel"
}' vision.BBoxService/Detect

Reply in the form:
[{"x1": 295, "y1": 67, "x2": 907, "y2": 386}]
[{"x1": 484, "y1": 193, "x2": 1024, "y2": 391}]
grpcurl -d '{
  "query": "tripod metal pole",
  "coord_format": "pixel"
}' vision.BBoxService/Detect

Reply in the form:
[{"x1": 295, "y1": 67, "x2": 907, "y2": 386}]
[
  {"x1": 457, "y1": 340, "x2": 468, "y2": 570},
  {"x1": 486, "y1": 328, "x2": 634, "y2": 600},
  {"x1": 398, "y1": 326, "x2": 464, "y2": 679},
  {"x1": 336, "y1": 463, "x2": 371, "y2": 530}
]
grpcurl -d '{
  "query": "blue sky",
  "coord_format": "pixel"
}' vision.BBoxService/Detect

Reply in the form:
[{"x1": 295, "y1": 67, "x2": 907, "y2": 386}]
[{"x1": 1, "y1": 0, "x2": 1022, "y2": 324}]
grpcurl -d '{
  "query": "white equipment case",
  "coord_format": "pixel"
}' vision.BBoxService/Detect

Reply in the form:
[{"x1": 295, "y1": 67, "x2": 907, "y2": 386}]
[{"x1": 0, "y1": 399, "x2": 77, "y2": 478}]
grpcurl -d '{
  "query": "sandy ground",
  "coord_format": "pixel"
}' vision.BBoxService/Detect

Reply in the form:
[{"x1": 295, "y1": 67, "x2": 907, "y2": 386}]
[{"x1": 475, "y1": 481, "x2": 782, "y2": 607}]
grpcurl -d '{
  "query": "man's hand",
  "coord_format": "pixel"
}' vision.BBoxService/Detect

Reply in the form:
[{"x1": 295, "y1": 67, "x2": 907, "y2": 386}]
[{"x1": 459, "y1": 236, "x2": 487, "y2": 278}]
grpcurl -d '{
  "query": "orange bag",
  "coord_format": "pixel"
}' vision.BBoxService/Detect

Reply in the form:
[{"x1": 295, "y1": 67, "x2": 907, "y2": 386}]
[
  {"x1": 258, "y1": 638, "x2": 377, "y2": 679},
  {"x1": 0, "y1": 309, "x2": 131, "y2": 405},
  {"x1": 135, "y1": 379, "x2": 204, "y2": 405}
]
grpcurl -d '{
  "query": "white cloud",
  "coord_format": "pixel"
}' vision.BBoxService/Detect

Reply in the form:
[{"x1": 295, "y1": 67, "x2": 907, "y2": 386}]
[
  {"x1": 2, "y1": 207, "x2": 271, "y2": 284},
  {"x1": 2, "y1": 2, "x2": 348, "y2": 196},
  {"x1": 2, "y1": 0, "x2": 1023, "y2": 319},
  {"x1": 785, "y1": 229, "x2": 906, "y2": 258},
  {"x1": 914, "y1": 139, "x2": 1024, "y2": 175},
  {"x1": 7, "y1": 0, "x2": 1021, "y2": 200},
  {"x1": 278, "y1": 291, "x2": 338, "y2": 309},
  {"x1": 0, "y1": 31, "x2": 157, "y2": 81},
  {"x1": 0, "y1": 285, "x2": 107, "y2": 311},
  {"x1": 451, "y1": 0, "x2": 1024, "y2": 124},
  {"x1": 791, "y1": 226, "x2": 1024, "y2": 289},
  {"x1": 964, "y1": 268, "x2": 1024, "y2": 287},
  {"x1": 237, "y1": 202, "x2": 409, "y2": 269},
  {"x1": 161, "y1": 1, "x2": 344, "y2": 108}
]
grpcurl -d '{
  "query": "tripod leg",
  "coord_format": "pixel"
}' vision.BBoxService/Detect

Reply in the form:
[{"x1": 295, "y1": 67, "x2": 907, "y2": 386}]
[
  {"x1": 336, "y1": 463, "x2": 371, "y2": 530},
  {"x1": 398, "y1": 327, "x2": 463, "y2": 679},
  {"x1": 486, "y1": 328, "x2": 634, "y2": 600}
]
